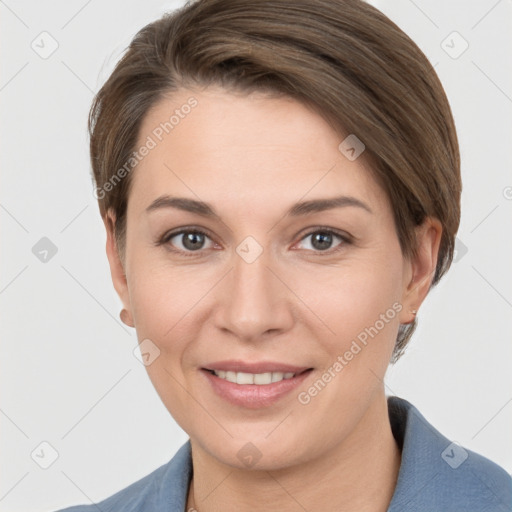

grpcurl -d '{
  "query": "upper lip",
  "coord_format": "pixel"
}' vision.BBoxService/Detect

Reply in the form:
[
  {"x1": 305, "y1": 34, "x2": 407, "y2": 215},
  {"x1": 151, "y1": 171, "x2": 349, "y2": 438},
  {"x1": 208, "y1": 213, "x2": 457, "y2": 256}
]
[{"x1": 203, "y1": 360, "x2": 312, "y2": 374}]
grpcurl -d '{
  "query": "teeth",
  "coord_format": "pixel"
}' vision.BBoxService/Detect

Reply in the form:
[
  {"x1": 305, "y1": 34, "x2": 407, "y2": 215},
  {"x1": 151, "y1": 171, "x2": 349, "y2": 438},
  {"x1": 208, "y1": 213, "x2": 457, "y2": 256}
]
[
  {"x1": 212, "y1": 370, "x2": 296, "y2": 385},
  {"x1": 236, "y1": 372, "x2": 254, "y2": 385},
  {"x1": 271, "y1": 372, "x2": 283, "y2": 383},
  {"x1": 254, "y1": 372, "x2": 272, "y2": 384}
]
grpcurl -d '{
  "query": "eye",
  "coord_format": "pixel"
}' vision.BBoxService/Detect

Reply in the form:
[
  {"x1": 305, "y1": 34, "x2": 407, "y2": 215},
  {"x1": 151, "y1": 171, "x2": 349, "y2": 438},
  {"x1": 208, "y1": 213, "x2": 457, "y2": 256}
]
[
  {"x1": 296, "y1": 228, "x2": 351, "y2": 253},
  {"x1": 158, "y1": 228, "x2": 216, "y2": 254}
]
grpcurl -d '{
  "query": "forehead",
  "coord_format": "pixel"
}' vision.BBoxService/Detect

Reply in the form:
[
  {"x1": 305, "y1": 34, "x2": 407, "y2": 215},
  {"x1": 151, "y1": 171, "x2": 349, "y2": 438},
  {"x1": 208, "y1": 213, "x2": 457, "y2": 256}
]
[{"x1": 128, "y1": 86, "x2": 386, "y2": 216}]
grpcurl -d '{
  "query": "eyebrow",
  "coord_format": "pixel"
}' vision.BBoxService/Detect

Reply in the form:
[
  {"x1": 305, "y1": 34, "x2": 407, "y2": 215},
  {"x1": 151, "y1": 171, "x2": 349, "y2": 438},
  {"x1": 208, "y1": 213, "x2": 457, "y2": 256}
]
[{"x1": 145, "y1": 194, "x2": 373, "y2": 217}]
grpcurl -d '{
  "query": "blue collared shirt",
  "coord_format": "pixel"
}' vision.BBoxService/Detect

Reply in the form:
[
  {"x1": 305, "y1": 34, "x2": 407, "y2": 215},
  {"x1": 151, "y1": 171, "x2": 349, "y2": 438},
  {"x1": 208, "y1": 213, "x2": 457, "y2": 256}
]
[{"x1": 55, "y1": 396, "x2": 512, "y2": 511}]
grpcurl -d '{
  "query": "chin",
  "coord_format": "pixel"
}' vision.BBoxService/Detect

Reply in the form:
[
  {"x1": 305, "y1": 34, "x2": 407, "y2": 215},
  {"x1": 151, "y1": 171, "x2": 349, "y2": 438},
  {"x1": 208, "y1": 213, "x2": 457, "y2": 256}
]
[{"x1": 192, "y1": 426, "x2": 318, "y2": 472}]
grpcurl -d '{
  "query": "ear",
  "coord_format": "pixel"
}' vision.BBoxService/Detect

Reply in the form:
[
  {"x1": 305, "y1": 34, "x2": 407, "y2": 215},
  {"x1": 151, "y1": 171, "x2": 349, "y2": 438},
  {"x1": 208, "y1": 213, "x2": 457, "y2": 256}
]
[
  {"x1": 103, "y1": 209, "x2": 134, "y2": 327},
  {"x1": 399, "y1": 217, "x2": 443, "y2": 325}
]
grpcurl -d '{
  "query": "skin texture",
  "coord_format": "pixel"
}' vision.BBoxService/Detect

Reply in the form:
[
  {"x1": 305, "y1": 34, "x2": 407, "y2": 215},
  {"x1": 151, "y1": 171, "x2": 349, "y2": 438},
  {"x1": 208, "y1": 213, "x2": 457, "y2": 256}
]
[{"x1": 104, "y1": 86, "x2": 442, "y2": 511}]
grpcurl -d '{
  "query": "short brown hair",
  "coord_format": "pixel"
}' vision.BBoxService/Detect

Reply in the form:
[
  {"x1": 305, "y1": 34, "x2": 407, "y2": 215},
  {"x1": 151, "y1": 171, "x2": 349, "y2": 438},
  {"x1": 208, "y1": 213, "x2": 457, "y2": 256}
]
[{"x1": 88, "y1": 0, "x2": 461, "y2": 362}]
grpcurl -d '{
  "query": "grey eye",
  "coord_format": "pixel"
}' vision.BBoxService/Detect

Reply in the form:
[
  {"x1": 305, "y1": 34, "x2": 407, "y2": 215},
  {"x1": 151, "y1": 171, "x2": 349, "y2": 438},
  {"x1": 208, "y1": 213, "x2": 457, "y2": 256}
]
[{"x1": 169, "y1": 231, "x2": 213, "y2": 252}]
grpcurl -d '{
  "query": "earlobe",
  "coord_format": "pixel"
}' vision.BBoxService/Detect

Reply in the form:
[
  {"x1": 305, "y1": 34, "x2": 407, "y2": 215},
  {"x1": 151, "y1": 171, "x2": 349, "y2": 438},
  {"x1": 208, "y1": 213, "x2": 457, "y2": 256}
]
[
  {"x1": 120, "y1": 308, "x2": 134, "y2": 327},
  {"x1": 103, "y1": 210, "x2": 133, "y2": 326},
  {"x1": 400, "y1": 217, "x2": 443, "y2": 324}
]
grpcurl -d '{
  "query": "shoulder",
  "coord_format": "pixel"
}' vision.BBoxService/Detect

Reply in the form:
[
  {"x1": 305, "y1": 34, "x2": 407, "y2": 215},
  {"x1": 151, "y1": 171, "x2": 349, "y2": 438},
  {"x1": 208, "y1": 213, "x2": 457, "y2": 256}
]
[
  {"x1": 388, "y1": 396, "x2": 512, "y2": 512},
  {"x1": 52, "y1": 441, "x2": 192, "y2": 512}
]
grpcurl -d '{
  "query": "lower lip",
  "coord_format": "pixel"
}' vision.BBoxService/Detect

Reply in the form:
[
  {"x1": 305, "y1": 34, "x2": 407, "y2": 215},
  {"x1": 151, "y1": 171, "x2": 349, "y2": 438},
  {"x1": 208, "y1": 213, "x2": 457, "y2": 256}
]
[{"x1": 201, "y1": 369, "x2": 313, "y2": 409}]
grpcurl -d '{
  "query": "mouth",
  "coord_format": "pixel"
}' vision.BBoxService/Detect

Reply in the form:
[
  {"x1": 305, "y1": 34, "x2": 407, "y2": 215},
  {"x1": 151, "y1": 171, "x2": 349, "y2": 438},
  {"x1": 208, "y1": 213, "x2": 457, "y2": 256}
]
[{"x1": 200, "y1": 361, "x2": 314, "y2": 408}]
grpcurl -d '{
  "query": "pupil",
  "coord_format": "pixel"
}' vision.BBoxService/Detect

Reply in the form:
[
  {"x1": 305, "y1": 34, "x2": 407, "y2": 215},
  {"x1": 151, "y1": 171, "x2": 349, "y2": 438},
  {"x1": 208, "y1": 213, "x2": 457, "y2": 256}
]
[{"x1": 312, "y1": 232, "x2": 332, "y2": 250}]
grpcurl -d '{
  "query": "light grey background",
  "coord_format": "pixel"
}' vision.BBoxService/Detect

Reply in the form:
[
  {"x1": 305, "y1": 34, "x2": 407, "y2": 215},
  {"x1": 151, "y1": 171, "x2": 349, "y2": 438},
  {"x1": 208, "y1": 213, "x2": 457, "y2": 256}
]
[{"x1": 1, "y1": 1, "x2": 511, "y2": 510}]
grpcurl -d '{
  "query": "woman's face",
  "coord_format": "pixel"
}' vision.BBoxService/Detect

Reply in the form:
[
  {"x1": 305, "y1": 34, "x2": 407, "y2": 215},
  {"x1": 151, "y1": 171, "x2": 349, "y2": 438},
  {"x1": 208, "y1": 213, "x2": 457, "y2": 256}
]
[{"x1": 108, "y1": 86, "x2": 430, "y2": 470}]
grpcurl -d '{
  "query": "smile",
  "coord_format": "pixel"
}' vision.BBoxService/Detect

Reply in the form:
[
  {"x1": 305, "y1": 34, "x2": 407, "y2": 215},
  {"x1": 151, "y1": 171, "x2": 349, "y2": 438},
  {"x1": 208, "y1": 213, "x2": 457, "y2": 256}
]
[
  {"x1": 201, "y1": 363, "x2": 314, "y2": 408},
  {"x1": 211, "y1": 370, "x2": 296, "y2": 385}
]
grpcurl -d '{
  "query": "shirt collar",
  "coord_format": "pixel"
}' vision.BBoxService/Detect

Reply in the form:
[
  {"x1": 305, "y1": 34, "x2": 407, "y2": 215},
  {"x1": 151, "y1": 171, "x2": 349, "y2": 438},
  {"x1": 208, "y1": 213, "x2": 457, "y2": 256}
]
[{"x1": 387, "y1": 396, "x2": 512, "y2": 511}]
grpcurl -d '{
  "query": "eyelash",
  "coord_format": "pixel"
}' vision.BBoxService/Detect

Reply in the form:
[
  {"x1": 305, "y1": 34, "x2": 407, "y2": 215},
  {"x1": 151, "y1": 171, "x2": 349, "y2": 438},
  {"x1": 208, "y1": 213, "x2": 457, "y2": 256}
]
[{"x1": 156, "y1": 226, "x2": 353, "y2": 257}]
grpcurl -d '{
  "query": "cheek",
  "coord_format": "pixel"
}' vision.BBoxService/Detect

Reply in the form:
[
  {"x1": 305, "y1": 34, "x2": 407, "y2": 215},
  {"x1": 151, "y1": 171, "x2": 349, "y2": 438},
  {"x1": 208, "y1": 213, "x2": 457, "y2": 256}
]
[
  {"x1": 127, "y1": 264, "x2": 201, "y2": 348},
  {"x1": 126, "y1": 255, "x2": 227, "y2": 386},
  {"x1": 290, "y1": 255, "x2": 403, "y2": 432},
  {"x1": 302, "y1": 251, "x2": 404, "y2": 380},
  {"x1": 309, "y1": 254, "x2": 403, "y2": 333},
  {"x1": 125, "y1": 265, "x2": 207, "y2": 429}
]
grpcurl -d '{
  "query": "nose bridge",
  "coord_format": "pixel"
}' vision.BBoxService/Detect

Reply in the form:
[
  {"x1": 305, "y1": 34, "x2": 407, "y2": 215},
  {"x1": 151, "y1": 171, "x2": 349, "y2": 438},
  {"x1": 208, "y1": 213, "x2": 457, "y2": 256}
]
[{"x1": 214, "y1": 238, "x2": 293, "y2": 340}]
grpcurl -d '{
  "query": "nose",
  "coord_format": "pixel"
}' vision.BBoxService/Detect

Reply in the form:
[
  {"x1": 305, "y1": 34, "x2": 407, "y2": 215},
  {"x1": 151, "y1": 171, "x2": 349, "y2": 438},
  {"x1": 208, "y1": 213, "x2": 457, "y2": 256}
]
[{"x1": 213, "y1": 244, "x2": 295, "y2": 342}]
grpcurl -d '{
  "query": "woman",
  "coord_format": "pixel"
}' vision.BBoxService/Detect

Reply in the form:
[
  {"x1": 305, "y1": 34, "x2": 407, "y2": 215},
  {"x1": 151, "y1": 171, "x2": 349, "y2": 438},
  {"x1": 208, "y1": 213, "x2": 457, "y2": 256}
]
[{"x1": 56, "y1": 0, "x2": 512, "y2": 510}]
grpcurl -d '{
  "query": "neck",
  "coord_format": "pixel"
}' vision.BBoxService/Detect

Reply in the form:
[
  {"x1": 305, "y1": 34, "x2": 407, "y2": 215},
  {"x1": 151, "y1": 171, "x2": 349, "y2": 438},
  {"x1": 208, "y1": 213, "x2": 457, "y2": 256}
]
[{"x1": 187, "y1": 393, "x2": 401, "y2": 512}]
